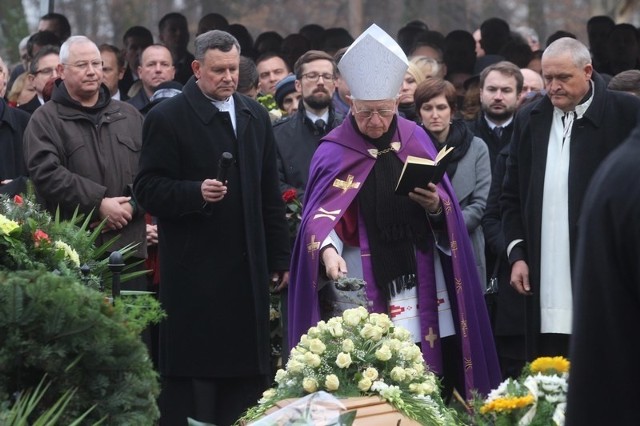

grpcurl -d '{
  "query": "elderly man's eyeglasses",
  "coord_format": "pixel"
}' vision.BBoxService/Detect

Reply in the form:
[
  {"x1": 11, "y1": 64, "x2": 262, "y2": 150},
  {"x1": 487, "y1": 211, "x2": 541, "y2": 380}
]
[
  {"x1": 33, "y1": 67, "x2": 56, "y2": 76},
  {"x1": 63, "y1": 60, "x2": 103, "y2": 71},
  {"x1": 302, "y1": 72, "x2": 335, "y2": 82},
  {"x1": 353, "y1": 106, "x2": 396, "y2": 119}
]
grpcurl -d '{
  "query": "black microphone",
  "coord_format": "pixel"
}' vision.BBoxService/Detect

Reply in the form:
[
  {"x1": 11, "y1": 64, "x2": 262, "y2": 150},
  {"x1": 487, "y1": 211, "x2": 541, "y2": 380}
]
[{"x1": 216, "y1": 152, "x2": 233, "y2": 183}]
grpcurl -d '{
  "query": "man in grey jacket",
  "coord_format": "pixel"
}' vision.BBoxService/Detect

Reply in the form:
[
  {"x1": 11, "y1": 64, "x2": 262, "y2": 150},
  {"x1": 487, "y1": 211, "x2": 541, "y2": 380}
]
[{"x1": 23, "y1": 35, "x2": 146, "y2": 271}]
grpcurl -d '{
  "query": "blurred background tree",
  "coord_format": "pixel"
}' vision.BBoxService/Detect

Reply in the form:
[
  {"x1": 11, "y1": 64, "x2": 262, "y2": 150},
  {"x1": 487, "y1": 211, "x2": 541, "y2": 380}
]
[{"x1": 1, "y1": 0, "x2": 639, "y2": 66}]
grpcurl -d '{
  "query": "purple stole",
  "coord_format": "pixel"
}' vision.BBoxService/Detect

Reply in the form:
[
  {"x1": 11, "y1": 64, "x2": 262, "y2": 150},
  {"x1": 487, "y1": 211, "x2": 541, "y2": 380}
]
[{"x1": 288, "y1": 116, "x2": 501, "y2": 397}]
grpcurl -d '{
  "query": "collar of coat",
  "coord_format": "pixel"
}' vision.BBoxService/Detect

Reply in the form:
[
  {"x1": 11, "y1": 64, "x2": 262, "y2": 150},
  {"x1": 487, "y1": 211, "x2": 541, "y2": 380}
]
[{"x1": 182, "y1": 76, "x2": 256, "y2": 125}]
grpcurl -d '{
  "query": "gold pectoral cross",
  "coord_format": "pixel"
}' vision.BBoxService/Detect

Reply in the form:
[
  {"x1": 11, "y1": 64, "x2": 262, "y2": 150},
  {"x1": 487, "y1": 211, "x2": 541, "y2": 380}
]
[
  {"x1": 424, "y1": 327, "x2": 438, "y2": 349},
  {"x1": 333, "y1": 174, "x2": 360, "y2": 193},
  {"x1": 307, "y1": 235, "x2": 320, "y2": 259}
]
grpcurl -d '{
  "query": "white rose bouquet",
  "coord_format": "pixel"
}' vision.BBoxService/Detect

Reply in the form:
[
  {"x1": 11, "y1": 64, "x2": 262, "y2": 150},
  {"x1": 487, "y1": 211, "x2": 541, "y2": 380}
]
[{"x1": 240, "y1": 307, "x2": 459, "y2": 425}]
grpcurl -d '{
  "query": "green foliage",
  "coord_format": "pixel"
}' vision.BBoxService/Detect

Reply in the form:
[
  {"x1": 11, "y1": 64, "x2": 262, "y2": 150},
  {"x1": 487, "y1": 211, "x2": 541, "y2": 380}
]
[
  {"x1": 115, "y1": 291, "x2": 166, "y2": 335},
  {"x1": 0, "y1": 374, "x2": 101, "y2": 425},
  {"x1": 0, "y1": 270, "x2": 160, "y2": 425}
]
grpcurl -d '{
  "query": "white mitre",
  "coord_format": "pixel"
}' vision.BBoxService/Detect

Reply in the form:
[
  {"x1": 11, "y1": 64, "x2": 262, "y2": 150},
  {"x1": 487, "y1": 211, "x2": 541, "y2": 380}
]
[{"x1": 338, "y1": 23, "x2": 409, "y2": 101}]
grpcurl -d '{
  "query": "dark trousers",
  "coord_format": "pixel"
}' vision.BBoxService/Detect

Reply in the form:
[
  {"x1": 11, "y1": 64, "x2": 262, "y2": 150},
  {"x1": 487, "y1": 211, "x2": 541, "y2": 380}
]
[{"x1": 159, "y1": 375, "x2": 268, "y2": 426}]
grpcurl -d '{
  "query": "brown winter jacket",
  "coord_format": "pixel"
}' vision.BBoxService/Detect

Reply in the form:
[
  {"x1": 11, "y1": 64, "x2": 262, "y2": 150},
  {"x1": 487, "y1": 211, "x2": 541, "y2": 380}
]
[{"x1": 24, "y1": 80, "x2": 146, "y2": 258}]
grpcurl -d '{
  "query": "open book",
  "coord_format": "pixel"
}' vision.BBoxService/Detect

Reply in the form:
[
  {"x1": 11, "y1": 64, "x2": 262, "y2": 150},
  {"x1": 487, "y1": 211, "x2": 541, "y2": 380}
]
[{"x1": 394, "y1": 146, "x2": 455, "y2": 195}]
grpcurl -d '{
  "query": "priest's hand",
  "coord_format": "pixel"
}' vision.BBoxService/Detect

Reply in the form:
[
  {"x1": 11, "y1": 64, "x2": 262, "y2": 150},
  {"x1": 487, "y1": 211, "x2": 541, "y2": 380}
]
[
  {"x1": 408, "y1": 183, "x2": 441, "y2": 214},
  {"x1": 322, "y1": 246, "x2": 347, "y2": 281},
  {"x1": 510, "y1": 260, "x2": 532, "y2": 295},
  {"x1": 201, "y1": 178, "x2": 227, "y2": 203}
]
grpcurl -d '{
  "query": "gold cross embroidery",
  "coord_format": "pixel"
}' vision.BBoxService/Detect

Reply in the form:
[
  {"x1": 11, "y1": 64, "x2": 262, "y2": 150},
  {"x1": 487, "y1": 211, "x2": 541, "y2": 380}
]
[
  {"x1": 424, "y1": 327, "x2": 438, "y2": 349},
  {"x1": 333, "y1": 174, "x2": 360, "y2": 193},
  {"x1": 307, "y1": 235, "x2": 320, "y2": 259}
]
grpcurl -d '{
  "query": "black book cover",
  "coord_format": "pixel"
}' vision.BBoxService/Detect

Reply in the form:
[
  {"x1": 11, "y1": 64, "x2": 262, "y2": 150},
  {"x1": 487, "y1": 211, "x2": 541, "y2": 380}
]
[{"x1": 394, "y1": 146, "x2": 454, "y2": 195}]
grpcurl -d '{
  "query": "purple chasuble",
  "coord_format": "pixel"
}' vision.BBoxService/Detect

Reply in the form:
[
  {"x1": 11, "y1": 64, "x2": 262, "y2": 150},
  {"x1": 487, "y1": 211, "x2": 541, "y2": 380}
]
[{"x1": 288, "y1": 115, "x2": 501, "y2": 397}]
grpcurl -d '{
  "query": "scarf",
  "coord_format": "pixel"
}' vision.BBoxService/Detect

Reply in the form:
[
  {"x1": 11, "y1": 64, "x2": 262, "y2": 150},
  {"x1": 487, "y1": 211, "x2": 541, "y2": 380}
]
[
  {"x1": 354, "y1": 115, "x2": 431, "y2": 299},
  {"x1": 423, "y1": 119, "x2": 473, "y2": 180}
]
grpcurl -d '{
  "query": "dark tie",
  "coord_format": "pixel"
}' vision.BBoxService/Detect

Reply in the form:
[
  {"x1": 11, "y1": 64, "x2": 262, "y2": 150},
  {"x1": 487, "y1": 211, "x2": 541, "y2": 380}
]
[
  {"x1": 493, "y1": 126, "x2": 503, "y2": 139},
  {"x1": 314, "y1": 119, "x2": 326, "y2": 134}
]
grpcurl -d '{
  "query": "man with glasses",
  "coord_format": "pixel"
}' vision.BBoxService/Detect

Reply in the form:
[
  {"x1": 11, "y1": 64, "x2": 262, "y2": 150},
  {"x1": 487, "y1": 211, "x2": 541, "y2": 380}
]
[
  {"x1": 274, "y1": 50, "x2": 343, "y2": 199},
  {"x1": 24, "y1": 35, "x2": 147, "y2": 288},
  {"x1": 288, "y1": 24, "x2": 500, "y2": 401},
  {"x1": 18, "y1": 45, "x2": 60, "y2": 114},
  {"x1": 128, "y1": 44, "x2": 175, "y2": 112}
]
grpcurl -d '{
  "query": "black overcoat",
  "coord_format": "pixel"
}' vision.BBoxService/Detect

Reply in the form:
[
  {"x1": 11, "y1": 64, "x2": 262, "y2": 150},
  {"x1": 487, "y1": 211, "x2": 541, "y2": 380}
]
[
  {"x1": 500, "y1": 71, "x2": 640, "y2": 357},
  {"x1": 134, "y1": 77, "x2": 290, "y2": 377},
  {"x1": 566, "y1": 127, "x2": 640, "y2": 426}
]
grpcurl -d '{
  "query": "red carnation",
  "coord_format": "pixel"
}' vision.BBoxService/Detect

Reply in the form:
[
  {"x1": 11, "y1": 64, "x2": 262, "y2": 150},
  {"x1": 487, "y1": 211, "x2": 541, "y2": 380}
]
[
  {"x1": 282, "y1": 189, "x2": 298, "y2": 203},
  {"x1": 13, "y1": 194, "x2": 23, "y2": 205},
  {"x1": 33, "y1": 229, "x2": 50, "y2": 246}
]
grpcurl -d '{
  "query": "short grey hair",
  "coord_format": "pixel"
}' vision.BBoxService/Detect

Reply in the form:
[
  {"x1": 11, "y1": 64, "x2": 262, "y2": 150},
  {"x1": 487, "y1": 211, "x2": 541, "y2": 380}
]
[
  {"x1": 543, "y1": 37, "x2": 591, "y2": 68},
  {"x1": 194, "y1": 30, "x2": 241, "y2": 61},
  {"x1": 59, "y1": 35, "x2": 98, "y2": 64}
]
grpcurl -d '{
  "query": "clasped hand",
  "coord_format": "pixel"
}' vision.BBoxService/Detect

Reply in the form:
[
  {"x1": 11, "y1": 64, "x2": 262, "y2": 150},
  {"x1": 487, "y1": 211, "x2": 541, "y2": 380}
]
[{"x1": 93, "y1": 196, "x2": 133, "y2": 231}]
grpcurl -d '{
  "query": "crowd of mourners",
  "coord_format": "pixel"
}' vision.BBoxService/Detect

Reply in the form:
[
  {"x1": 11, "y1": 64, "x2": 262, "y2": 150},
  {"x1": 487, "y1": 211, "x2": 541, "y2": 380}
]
[{"x1": 1, "y1": 10, "x2": 639, "y2": 426}]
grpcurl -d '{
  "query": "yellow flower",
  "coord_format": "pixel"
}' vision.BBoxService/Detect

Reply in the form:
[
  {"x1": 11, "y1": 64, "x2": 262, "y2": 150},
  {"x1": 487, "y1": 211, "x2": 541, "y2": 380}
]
[
  {"x1": 303, "y1": 377, "x2": 318, "y2": 393},
  {"x1": 274, "y1": 369, "x2": 286, "y2": 383},
  {"x1": 363, "y1": 367, "x2": 379, "y2": 381},
  {"x1": 0, "y1": 214, "x2": 19, "y2": 235},
  {"x1": 342, "y1": 309, "x2": 362, "y2": 326},
  {"x1": 54, "y1": 240, "x2": 80, "y2": 267},
  {"x1": 325, "y1": 374, "x2": 340, "y2": 391},
  {"x1": 360, "y1": 323, "x2": 383, "y2": 341},
  {"x1": 480, "y1": 395, "x2": 535, "y2": 414},
  {"x1": 375, "y1": 345, "x2": 392, "y2": 361},
  {"x1": 335, "y1": 352, "x2": 352, "y2": 369},
  {"x1": 287, "y1": 359, "x2": 304, "y2": 373},
  {"x1": 308, "y1": 338, "x2": 326, "y2": 354},
  {"x1": 390, "y1": 366, "x2": 406, "y2": 382},
  {"x1": 298, "y1": 334, "x2": 310, "y2": 347},
  {"x1": 262, "y1": 388, "x2": 276, "y2": 399},
  {"x1": 530, "y1": 356, "x2": 570, "y2": 375},
  {"x1": 342, "y1": 339, "x2": 355, "y2": 353},
  {"x1": 303, "y1": 351, "x2": 321, "y2": 368},
  {"x1": 327, "y1": 321, "x2": 344, "y2": 337},
  {"x1": 358, "y1": 377, "x2": 372, "y2": 391}
]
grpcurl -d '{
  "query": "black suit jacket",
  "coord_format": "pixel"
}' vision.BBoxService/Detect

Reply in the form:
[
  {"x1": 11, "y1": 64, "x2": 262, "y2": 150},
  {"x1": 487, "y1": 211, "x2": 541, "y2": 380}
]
[
  {"x1": 500, "y1": 72, "x2": 640, "y2": 356},
  {"x1": 0, "y1": 100, "x2": 30, "y2": 195},
  {"x1": 273, "y1": 103, "x2": 343, "y2": 200}
]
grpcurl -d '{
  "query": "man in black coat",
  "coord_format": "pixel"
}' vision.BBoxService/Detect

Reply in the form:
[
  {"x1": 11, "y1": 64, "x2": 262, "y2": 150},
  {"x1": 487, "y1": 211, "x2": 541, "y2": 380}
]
[
  {"x1": 566, "y1": 124, "x2": 640, "y2": 426},
  {"x1": 501, "y1": 37, "x2": 640, "y2": 360},
  {"x1": 0, "y1": 56, "x2": 30, "y2": 196},
  {"x1": 274, "y1": 50, "x2": 344, "y2": 200},
  {"x1": 466, "y1": 61, "x2": 522, "y2": 171},
  {"x1": 134, "y1": 30, "x2": 290, "y2": 426}
]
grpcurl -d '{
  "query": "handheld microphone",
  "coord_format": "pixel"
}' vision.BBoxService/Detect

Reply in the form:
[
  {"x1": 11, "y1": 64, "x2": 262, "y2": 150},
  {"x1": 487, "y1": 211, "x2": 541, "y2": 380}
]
[{"x1": 216, "y1": 152, "x2": 234, "y2": 183}]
